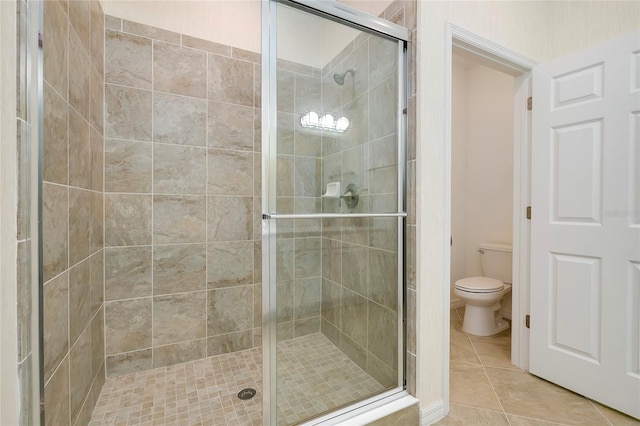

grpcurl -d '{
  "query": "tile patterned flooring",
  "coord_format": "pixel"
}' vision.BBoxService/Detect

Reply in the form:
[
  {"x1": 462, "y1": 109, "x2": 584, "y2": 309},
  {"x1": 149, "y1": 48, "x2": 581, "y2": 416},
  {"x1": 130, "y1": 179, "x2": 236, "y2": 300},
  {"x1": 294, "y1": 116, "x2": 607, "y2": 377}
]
[
  {"x1": 435, "y1": 308, "x2": 639, "y2": 426},
  {"x1": 90, "y1": 333, "x2": 384, "y2": 425},
  {"x1": 276, "y1": 334, "x2": 384, "y2": 424}
]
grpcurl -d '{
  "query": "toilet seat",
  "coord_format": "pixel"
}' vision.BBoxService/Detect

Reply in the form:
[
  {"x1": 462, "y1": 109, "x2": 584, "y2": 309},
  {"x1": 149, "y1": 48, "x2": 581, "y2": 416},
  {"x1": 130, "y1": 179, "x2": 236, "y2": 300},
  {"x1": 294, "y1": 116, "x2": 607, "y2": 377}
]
[{"x1": 455, "y1": 277, "x2": 504, "y2": 293}]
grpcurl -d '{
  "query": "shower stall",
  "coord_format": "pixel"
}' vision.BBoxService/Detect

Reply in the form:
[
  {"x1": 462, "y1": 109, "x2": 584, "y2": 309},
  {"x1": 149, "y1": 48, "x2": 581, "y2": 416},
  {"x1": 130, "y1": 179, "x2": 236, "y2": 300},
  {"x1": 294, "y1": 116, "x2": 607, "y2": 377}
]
[
  {"x1": 29, "y1": 0, "x2": 414, "y2": 424},
  {"x1": 262, "y1": 1, "x2": 408, "y2": 423}
]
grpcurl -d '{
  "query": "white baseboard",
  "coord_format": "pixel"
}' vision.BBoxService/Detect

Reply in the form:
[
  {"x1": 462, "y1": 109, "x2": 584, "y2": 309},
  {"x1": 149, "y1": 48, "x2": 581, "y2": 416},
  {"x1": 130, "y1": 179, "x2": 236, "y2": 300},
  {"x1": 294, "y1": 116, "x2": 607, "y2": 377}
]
[{"x1": 420, "y1": 400, "x2": 446, "y2": 425}]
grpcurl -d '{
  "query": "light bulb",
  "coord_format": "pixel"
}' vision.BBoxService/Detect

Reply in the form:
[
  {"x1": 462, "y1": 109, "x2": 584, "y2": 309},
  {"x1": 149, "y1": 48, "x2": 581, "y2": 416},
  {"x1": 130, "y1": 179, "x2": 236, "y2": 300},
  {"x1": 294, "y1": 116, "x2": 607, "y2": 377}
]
[
  {"x1": 308, "y1": 111, "x2": 319, "y2": 126},
  {"x1": 335, "y1": 116, "x2": 349, "y2": 132},
  {"x1": 320, "y1": 113, "x2": 335, "y2": 128}
]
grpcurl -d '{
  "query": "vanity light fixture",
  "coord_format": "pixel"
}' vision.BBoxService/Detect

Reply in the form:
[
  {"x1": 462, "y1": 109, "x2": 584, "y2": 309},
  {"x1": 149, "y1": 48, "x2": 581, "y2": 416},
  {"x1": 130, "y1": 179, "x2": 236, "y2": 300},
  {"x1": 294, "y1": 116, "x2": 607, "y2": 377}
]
[{"x1": 300, "y1": 110, "x2": 350, "y2": 133}]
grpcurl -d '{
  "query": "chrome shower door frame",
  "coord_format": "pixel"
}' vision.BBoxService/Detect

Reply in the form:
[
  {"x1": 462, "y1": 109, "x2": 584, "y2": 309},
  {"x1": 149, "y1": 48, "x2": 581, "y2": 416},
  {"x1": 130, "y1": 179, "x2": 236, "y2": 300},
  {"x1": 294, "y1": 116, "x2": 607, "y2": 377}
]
[{"x1": 261, "y1": 1, "x2": 409, "y2": 424}]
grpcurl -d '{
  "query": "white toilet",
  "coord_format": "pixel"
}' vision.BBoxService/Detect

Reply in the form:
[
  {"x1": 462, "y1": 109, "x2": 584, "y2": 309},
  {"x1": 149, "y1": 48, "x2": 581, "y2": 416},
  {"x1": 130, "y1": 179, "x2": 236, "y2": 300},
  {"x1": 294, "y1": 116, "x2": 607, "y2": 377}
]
[{"x1": 454, "y1": 242, "x2": 512, "y2": 336}]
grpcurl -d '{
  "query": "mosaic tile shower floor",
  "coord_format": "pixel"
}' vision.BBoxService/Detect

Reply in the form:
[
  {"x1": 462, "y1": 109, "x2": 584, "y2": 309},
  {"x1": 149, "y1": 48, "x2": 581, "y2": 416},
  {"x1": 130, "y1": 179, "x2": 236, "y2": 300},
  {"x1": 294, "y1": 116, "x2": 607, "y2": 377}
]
[{"x1": 90, "y1": 334, "x2": 385, "y2": 425}]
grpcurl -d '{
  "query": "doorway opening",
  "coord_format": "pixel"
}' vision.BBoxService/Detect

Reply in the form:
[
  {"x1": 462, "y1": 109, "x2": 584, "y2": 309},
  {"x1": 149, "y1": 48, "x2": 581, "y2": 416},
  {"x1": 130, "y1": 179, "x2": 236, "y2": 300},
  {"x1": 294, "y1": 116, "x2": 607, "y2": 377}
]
[
  {"x1": 449, "y1": 47, "x2": 518, "y2": 396},
  {"x1": 450, "y1": 47, "x2": 516, "y2": 320},
  {"x1": 446, "y1": 26, "x2": 638, "y2": 422},
  {"x1": 445, "y1": 26, "x2": 535, "y2": 378}
]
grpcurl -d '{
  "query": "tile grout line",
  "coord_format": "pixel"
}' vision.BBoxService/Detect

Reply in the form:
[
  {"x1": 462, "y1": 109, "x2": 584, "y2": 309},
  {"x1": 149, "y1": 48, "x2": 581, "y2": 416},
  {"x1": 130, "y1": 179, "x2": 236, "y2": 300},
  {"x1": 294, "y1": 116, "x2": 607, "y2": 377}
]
[
  {"x1": 66, "y1": 14, "x2": 73, "y2": 425},
  {"x1": 205, "y1": 38, "x2": 210, "y2": 359},
  {"x1": 101, "y1": 4, "x2": 108, "y2": 391},
  {"x1": 506, "y1": 412, "x2": 572, "y2": 426},
  {"x1": 452, "y1": 308, "x2": 601, "y2": 426},
  {"x1": 251, "y1": 57, "x2": 256, "y2": 350},
  {"x1": 463, "y1": 308, "x2": 511, "y2": 425},
  {"x1": 91, "y1": 334, "x2": 380, "y2": 424},
  {"x1": 587, "y1": 400, "x2": 615, "y2": 426},
  {"x1": 150, "y1": 35, "x2": 155, "y2": 369},
  {"x1": 447, "y1": 402, "x2": 507, "y2": 416}
]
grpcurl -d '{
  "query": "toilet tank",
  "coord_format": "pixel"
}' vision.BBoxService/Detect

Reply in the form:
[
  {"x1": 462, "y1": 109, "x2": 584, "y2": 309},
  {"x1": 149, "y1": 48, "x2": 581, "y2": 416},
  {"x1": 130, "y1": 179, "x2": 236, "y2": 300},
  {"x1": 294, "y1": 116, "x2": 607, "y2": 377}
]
[{"x1": 479, "y1": 242, "x2": 512, "y2": 284}]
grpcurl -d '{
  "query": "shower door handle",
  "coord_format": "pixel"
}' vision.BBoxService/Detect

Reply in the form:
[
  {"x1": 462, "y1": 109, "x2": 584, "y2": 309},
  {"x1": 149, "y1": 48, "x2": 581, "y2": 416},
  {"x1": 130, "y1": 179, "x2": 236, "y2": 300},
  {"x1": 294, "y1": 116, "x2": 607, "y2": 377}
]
[{"x1": 263, "y1": 212, "x2": 407, "y2": 219}]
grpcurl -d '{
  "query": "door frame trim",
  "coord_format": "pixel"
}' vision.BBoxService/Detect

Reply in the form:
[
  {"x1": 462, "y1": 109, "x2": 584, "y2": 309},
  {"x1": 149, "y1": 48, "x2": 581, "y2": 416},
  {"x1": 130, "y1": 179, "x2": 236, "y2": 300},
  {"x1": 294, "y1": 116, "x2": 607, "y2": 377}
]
[{"x1": 443, "y1": 22, "x2": 536, "y2": 396}]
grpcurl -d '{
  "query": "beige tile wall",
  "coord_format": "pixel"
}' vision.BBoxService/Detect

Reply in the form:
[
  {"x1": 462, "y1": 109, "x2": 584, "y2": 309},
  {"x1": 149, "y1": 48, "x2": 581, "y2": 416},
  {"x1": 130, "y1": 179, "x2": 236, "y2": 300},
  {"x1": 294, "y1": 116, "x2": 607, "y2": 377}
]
[
  {"x1": 100, "y1": 0, "x2": 418, "y2": 395},
  {"x1": 15, "y1": 0, "x2": 34, "y2": 423},
  {"x1": 103, "y1": 17, "x2": 262, "y2": 376},
  {"x1": 273, "y1": 58, "x2": 325, "y2": 342},
  {"x1": 41, "y1": 0, "x2": 106, "y2": 425},
  {"x1": 317, "y1": 0, "x2": 417, "y2": 393},
  {"x1": 319, "y1": 30, "x2": 400, "y2": 388},
  {"x1": 381, "y1": 0, "x2": 418, "y2": 398},
  {"x1": 28, "y1": 1, "x2": 414, "y2": 422}
]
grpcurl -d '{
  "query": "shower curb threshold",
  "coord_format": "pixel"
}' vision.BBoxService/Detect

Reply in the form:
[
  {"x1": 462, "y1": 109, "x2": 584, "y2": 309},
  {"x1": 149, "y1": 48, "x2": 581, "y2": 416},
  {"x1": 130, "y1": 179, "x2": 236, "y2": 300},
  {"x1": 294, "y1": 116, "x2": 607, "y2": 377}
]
[{"x1": 303, "y1": 392, "x2": 419, "y2": 426}]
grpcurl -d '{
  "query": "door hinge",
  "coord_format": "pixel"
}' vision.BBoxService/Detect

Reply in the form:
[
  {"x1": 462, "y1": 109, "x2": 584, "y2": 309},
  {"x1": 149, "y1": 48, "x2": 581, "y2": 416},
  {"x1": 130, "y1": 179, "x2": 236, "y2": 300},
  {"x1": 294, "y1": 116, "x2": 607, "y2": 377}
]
[
  {"x1": 526, "y1": 206, "x2": 531, "y2": 220},
  {"x1": 525, "y1": 314, "x2": 530, "y2": 329},
  {"x1": 527, "y1": 97, "x2": 532, "y2": 111}
]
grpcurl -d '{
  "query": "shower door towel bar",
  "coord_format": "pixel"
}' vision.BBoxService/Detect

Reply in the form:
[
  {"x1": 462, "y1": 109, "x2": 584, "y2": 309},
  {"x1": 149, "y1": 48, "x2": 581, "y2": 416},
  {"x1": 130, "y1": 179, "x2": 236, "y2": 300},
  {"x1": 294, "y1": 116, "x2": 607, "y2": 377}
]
[{"x1": 263, "y1": 212, "x2": 407, "y2": 220}]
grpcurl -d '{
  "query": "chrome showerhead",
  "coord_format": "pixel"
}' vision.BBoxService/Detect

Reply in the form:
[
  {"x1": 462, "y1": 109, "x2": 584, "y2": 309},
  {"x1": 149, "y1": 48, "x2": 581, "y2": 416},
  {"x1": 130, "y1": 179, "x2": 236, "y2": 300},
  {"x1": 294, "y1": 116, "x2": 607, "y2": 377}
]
[{"x1": 333, "y1": 68, "x2": 356, "y2": 85}]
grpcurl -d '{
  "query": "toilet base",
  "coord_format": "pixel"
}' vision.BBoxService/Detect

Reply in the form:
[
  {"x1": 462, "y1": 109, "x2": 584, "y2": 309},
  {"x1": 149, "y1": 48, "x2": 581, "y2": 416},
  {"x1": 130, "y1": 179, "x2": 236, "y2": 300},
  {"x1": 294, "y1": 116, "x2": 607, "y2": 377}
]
[{"x1": 462, "y1": 304, "x2": 511, "y2": 337}]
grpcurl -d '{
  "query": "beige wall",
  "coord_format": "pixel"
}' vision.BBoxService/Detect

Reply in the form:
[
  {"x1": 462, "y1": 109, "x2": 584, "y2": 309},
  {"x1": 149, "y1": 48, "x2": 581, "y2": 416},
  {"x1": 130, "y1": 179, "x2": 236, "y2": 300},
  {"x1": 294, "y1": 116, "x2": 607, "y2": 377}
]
[
  {"x1": 277, "y1": 5, "x2": 361, "y2": 68},
  {"x1": 416, "y1": 0, "x2": 640, "y2": 415},
  {"x1": 450, "y1": 60, "x2": 514, "y2": 290},
  {"x1": 449, "y1": 59, "x2": 467, "y2": 291},
  {"x1": 463, "y1": 64, "x2": 514, "y2": 276},
  {"x1": 546, "y1": 1, "x2": 640, "y2": 61}
]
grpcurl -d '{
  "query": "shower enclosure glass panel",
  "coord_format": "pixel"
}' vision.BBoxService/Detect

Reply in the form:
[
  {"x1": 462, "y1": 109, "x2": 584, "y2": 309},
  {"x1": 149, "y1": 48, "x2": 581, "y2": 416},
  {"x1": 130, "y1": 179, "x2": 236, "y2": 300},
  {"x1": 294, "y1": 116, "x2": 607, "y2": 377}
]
[
  {"x1": 272, "y1": 4, "x2": 401, "y2": 216},
  {"x1": 263, "y1": 1, "x2": 407, "y2": 424},
  {"x1": 273, "y1": 217, "x2": 401, "y2": 425}
]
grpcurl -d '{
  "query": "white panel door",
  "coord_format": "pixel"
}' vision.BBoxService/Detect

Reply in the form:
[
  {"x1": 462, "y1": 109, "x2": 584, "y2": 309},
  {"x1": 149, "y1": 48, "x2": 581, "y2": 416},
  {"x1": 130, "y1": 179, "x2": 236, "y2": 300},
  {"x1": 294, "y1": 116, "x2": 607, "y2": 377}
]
[{"x1": 531, "y1": 31, "x2": 640, "y2": 418}]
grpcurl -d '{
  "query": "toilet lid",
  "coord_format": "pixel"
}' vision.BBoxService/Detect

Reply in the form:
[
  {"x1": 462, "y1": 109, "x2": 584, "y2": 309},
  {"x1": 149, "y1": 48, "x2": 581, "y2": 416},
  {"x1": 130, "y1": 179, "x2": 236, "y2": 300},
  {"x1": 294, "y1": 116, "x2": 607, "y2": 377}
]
[{"x1": 455, "y1": 277, "x2": 504, "y2": 293}]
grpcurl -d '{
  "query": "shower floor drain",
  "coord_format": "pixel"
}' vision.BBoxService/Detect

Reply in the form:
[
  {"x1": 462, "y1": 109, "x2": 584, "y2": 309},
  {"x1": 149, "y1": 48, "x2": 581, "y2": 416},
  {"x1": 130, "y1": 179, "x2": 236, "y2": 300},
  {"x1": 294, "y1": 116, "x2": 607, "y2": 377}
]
[{"x1": 237, "y1": 388, "x2": 257, "y2": 400}]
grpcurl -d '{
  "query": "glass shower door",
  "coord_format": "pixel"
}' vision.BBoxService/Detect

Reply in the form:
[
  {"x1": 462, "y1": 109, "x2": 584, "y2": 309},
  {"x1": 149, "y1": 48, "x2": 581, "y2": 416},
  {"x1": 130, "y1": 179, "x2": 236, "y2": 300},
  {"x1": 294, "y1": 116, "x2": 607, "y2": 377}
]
[{"x1": 262, "y1": 1, "x2": 408, "y2": 424}]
